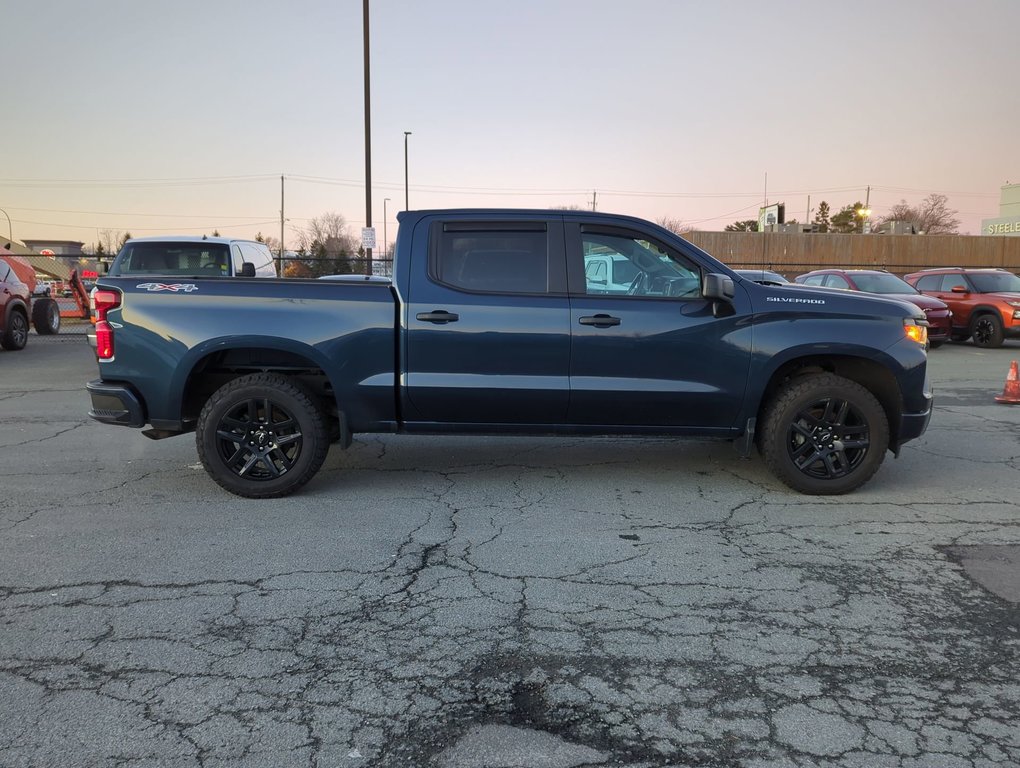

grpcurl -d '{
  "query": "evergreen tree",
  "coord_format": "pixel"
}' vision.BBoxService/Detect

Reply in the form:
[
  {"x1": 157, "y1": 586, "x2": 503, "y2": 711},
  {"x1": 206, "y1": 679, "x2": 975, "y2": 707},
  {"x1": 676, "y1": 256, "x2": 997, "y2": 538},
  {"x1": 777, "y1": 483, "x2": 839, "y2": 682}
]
[{"x1": 812, "y1": 201, "x2": 831, "y2": 233}]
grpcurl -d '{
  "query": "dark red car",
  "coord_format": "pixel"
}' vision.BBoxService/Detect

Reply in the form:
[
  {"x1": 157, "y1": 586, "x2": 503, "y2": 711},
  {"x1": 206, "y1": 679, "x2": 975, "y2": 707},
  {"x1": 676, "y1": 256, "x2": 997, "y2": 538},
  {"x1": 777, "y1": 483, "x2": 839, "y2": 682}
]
[{"x1": 794, "y1": 269, "x2": 952, "y2": 348}]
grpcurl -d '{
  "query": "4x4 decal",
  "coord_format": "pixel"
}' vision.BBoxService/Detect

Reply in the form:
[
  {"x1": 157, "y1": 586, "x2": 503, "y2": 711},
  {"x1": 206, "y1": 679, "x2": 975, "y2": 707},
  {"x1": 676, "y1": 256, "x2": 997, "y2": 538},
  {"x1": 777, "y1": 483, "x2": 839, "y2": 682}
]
[{"x1": 135, "y1": 283, "x2": 199, "y2": 293}]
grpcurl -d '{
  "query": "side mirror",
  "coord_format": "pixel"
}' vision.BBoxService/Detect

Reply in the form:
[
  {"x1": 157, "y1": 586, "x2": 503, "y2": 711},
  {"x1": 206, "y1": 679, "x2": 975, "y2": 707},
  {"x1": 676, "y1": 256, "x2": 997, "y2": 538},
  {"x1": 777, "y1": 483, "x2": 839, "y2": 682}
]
[
  {"x1": 98, "y1": 261, "x2": 110, "y2": 276},
  {"x1": 950, "y1": 285, "x2": 968, "y2": 293},
  {"x1": 239, "y1": 262, "x2": 256, "y2": 277},
  {"x1": 703, "y1": 273, "x2": 735, "y2": 302}
]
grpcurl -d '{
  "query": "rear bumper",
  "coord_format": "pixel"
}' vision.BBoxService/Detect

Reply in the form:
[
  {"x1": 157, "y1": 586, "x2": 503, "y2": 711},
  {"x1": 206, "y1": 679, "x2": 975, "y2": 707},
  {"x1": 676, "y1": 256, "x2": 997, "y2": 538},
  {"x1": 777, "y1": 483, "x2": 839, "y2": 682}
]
[{"x1": 87, "y1": 379, "x2": 146, "y2": 427}]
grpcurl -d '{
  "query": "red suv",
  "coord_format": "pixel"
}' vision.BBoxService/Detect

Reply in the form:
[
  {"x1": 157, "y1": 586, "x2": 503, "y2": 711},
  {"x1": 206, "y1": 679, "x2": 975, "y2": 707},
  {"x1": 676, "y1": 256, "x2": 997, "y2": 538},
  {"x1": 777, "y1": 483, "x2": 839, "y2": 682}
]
[
  {"x1": 794, "y1": 269, "x2": 953, "y2": 348},
  {"x1": 1, "y1": 257, "x2": 32, "y2": 350},
  {"x1": 904, "y1": 268, "x2": 1020, "y2": 348},
  {"x1": 1, "y1": 256, "x2": 62, "y2": 350}
]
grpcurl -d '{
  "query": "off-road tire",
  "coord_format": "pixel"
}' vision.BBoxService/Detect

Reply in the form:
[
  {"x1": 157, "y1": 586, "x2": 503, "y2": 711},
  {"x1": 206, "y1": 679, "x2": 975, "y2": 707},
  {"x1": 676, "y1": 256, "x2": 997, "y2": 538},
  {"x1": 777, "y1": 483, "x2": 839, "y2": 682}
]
[
  {"x1": 196, "y1": 373, "x2": 329, "y2": 498},
  {"x1": 1, "y1": 308, "x2": 29, "y2": 350},
  {"x1": 32, "y1": 298, "x2": 61, "y2": 335},
  {"x1": 760, "y1": 373, "x2": 889, "y2": 495}
]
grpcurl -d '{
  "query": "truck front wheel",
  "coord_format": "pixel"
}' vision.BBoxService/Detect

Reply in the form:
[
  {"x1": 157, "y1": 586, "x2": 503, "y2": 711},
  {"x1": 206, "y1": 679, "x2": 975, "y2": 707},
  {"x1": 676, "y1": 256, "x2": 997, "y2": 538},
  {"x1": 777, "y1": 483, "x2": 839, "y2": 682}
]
[
  {"x1": 759, "y1": 373, "x2": 889, "y2": 495},
  {"x1": 197, "y1": 373, "x2": 329, "y2": 498}
]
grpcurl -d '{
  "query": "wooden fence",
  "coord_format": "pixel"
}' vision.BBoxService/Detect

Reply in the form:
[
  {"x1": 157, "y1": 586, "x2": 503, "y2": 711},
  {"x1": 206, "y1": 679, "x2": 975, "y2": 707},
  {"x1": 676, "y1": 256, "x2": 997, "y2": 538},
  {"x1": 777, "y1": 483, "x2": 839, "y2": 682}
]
[{"x1": 681, "y1": 232, "x2": 1020, "y2": 279}]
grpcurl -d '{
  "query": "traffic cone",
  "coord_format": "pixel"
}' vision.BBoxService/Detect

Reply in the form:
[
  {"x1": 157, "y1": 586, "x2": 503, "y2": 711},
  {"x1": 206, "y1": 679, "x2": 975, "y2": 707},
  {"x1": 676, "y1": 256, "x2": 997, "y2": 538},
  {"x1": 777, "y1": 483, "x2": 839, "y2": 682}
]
[{"x1": 995, "y1": 360, "x2": 1020, "y2": 404}]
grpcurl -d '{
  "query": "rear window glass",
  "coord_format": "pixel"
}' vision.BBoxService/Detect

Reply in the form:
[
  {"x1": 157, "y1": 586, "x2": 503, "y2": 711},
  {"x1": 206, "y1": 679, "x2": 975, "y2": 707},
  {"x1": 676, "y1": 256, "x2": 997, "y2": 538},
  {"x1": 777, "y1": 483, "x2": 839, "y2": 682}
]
[
  {"x1": 113, "y1": 243, "x2": 231, "y2": 276},
  {"x1": 435, "y1": 228, "x2": 549, "y2": 294}
]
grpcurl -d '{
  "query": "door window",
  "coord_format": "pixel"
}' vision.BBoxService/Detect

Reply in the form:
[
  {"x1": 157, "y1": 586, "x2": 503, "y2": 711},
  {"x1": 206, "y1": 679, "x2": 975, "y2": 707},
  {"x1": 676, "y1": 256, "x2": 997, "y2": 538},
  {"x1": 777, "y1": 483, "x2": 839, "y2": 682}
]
[
  {"x1": 580, "y1": 231, "x2": 699, "y2": 298},
  {"x1": 433, "y1": 226, "x2": 550, "y2": 294},
  {"x1": 824, "y1": 274, "x2": 851, "y2": 289}
]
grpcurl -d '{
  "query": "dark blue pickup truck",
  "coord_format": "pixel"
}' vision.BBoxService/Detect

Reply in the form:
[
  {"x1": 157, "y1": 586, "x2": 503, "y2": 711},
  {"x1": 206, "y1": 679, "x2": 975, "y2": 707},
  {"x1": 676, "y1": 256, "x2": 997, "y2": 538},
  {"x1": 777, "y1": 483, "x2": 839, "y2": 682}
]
[{"x1": 87, "y1": 209, "x2": 932, "y2": 497}]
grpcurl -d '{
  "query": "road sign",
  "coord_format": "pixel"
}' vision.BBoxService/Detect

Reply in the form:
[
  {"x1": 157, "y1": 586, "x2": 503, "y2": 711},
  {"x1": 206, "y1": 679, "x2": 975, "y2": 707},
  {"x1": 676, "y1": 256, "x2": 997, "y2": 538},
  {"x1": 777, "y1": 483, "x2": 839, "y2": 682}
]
[{"x1": 361, "y1": 227, "x2": 377, "y2": 250}]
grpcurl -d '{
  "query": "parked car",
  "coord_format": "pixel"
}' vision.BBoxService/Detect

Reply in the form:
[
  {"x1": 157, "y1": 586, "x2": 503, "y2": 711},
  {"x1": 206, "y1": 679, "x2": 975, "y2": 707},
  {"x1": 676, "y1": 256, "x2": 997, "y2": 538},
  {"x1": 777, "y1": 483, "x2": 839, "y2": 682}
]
[
  {"x1": 795, "y1": 269, "x2": 952, "y2": 348},
  {"x1": 734, "y1": 269, "x2": 789, "y2": 285},
  {"x1": 583, "y1": 251, "x2": 642, "y2": 294},
  {"x1": 904, "y1": 268, "x2": 1020, "y2": 348},
  {"x1": 0, "y1": 258, "x2": 61, "y2": 350},
  {"x1": 32, "y1": 280, "x2": 52, "y2": 298},
  {"x1": 107, "y1": 236, "x2": 278, "y2": 279}
]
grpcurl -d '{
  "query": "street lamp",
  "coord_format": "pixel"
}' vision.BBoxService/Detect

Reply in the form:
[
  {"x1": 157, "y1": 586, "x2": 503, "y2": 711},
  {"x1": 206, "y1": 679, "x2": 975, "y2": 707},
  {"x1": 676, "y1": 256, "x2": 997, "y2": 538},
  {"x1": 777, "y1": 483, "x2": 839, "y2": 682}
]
[
  {"x1": 404, "y1": 131, "x2": 412, "y2": 210},
  {"x1": 857, "y1": 206, "x2": 873, "y2": 234},
  {"x1": 0, "y1": 207, "x2": 12, "y2": 244},
  {"x1": 383, "y1": 197, "x2": 392, "y2": 261}
]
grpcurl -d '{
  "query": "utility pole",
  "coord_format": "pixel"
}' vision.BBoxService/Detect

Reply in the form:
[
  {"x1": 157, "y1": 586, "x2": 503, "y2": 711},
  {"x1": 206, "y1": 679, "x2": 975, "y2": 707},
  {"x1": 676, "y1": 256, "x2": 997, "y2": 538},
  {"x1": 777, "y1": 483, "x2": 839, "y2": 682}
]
[
  {"x1": 279, "y1": 175, "x2": 285, "y2": 276},
  {"x1": 362, "y1": 0, "x2": 373, "y2": 276},
  {"x1": 806, "y1": 194, "x2": 811, "y2": 226},
  {"x1": 591, "y1": 190, "x2": 597, "y2": 211},
  {"x1": 404, "y1": 131, "x2": 412, "y2": 210}
]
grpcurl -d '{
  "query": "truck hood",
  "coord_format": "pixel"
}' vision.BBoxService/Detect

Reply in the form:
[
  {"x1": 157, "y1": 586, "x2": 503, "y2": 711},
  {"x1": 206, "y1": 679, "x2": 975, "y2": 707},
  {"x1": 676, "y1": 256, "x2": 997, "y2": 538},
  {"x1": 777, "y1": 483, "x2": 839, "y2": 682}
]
[{"x1": 753, "y1": 281, "x2": 925, "y2": 319}]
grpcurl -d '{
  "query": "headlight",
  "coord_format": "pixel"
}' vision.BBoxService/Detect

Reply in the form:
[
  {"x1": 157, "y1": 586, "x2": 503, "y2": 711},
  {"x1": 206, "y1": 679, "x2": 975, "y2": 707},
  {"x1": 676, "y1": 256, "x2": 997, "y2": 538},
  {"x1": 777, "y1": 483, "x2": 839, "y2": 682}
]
[{"x1": 904, "y1": 318, "x2": 928, "y2": 345}]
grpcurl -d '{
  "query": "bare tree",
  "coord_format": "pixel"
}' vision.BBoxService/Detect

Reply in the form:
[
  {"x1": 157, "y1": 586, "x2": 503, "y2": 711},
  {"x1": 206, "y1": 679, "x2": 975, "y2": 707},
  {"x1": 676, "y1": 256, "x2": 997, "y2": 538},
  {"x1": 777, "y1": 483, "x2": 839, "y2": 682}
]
[
  {"x1": 296, "y1": 212, "x2": 358, "y2": 276},
  {"x1": 656, "y1": 216, "x2": 691, "y2": 235},
  {"x1": 99, "y1": 229, "x2": 128, "y2": 254},
  {"x1": 880, "y1": 193, "x2": 960, "y2": 234}
]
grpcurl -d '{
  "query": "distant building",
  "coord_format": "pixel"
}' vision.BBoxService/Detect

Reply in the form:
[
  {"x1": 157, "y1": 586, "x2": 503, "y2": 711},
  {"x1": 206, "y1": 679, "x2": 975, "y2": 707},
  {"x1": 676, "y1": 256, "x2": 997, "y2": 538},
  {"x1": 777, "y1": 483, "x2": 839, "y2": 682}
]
[
  {"x1": 21, "y1": 238, "x2": 92, "y2": 274},
  {"x1": 981, "y1": 183, "x2": 1020, "y2": 236},
  {"x1": 21, "y1": 239, "x2": 85, "y2": 256}
]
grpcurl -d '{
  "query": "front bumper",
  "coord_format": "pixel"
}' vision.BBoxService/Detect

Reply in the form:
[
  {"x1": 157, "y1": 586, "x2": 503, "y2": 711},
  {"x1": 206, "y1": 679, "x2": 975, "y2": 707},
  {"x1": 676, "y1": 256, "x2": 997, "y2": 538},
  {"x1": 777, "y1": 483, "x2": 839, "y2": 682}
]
[{"x1": 87, "y1": 379, "x2": 146, "y2": 427}]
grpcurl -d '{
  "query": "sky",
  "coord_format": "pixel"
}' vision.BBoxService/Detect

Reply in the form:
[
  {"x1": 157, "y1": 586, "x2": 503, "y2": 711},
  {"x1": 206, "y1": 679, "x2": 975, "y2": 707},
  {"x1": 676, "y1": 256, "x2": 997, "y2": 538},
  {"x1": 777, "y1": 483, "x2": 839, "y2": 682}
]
[{"x1": 2, "y1": 0, "x2": 1018, "y2": 251}]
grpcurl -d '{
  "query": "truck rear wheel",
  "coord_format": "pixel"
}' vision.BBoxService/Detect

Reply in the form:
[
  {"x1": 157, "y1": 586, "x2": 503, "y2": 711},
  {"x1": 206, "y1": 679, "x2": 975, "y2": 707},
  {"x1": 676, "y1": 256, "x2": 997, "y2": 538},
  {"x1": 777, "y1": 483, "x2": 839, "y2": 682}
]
[
  {"x1": 759, "y1": 373, "x2": 889, "y2": 495},
  {"x1": 196, "y1": 373, "x2": 329, "y2": 498},
  {"x1": 32, "y1": 298, "x2": 61, "y2": 335}
]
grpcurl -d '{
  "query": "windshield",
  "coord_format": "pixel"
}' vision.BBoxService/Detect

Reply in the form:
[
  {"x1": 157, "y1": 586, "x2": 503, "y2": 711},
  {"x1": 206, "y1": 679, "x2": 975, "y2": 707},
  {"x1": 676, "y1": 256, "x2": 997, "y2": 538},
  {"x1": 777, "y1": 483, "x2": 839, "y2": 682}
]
[
  {"x1": 852, "y1": 273, "x2": 918, "y2": 294},
  {"x1": 968, "y1": 272, "x2": 1020, "y2": 293}
]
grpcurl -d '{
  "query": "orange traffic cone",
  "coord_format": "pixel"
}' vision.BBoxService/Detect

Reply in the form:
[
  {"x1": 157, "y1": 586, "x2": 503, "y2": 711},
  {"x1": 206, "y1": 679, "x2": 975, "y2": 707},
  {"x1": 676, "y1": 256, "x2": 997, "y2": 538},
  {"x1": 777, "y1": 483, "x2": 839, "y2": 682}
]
[{"x1": 995, "y1": 360, "x2": 1020, "y2": 404}]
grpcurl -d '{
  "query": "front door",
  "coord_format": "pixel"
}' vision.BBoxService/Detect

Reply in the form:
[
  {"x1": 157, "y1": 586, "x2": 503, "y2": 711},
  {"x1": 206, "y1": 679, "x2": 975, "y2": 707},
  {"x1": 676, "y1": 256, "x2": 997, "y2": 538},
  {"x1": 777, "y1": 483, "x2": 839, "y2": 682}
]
[{"x1": 567, "y1": 223, "x2": 751, "y2": 429}]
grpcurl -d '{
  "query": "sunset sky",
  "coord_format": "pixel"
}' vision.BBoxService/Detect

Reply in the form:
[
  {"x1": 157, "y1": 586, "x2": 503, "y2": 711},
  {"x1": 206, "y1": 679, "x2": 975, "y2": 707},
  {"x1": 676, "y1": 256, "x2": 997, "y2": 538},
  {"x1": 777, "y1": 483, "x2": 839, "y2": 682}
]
[{"x1": 3, "y1": 0, "x2": 1017, "y2": 250}]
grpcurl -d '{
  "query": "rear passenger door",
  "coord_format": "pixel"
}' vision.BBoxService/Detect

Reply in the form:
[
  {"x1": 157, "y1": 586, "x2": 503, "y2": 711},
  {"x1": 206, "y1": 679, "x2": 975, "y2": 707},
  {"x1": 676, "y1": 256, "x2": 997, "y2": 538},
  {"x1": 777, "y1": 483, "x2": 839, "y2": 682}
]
[{"x1": 403, "y1": 218, "x2": 570, "y2": 424}]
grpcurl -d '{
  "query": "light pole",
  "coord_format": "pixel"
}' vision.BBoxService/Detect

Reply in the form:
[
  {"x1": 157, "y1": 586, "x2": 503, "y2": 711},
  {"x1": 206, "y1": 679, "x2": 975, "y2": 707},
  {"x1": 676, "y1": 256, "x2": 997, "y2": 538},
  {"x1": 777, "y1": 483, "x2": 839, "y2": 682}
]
[
  {"x1": 383, "y1": 197, "x2": 391, "y2": 262},
  {"x1": 404, "y1": 131, "x2": 412, "y2": 210},
  {"x1": 0, "y1": 207, "x2": 12, "y2": 244},
  {"x1": 363, "y1": 0, "x2": 374, "y2": 276}
]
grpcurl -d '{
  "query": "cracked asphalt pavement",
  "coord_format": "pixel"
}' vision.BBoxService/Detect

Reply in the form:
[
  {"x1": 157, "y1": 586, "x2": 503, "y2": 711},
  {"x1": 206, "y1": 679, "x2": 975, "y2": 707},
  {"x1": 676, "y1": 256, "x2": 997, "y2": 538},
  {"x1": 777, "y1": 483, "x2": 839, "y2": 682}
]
[{"x1": 1, "y1": 336, "x2": 1018, "y2": 767}]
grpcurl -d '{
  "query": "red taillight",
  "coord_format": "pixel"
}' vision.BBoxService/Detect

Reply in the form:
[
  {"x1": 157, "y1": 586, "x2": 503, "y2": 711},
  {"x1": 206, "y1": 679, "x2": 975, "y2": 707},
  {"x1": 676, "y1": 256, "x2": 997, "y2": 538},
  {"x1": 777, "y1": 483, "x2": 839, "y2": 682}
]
[
  {"x1": 93, "y1": 289, "x2": 121, "y2": 360},
  {"x1": 93, "y1": 290, "x2": 121, "y2": 320},
  {"x1": 95, "y1": 321, "x2": 114, "y2": 359}
]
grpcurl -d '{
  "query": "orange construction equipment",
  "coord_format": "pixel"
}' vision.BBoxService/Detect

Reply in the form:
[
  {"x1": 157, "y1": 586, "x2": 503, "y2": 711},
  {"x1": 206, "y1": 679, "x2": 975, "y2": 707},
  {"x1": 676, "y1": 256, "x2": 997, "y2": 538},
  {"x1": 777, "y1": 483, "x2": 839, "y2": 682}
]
[
  {"x1": 995, "y1": 360, "x2": 1020, "y2": 404},
  {"x1": 64, "y1": 269, "x2": 92, "y2": 320}
]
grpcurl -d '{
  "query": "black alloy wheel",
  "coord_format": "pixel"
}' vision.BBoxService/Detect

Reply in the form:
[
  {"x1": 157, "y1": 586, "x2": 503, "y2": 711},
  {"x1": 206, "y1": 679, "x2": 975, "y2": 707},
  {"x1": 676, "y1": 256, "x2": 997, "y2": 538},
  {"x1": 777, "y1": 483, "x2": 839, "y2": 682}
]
[
  {"x1": 1, "y1": 310, "x2": 29, "y2": 351},
  {"x1": 760, "y1": 373, "x2": 889, "y2": 495},
  {"x1": 785, "y1": 396, "x2": 870, "y2": 480},
  {"x1": 970, "y1": 315, "x2": 1004, "y2": 348},
  {"x1": 197, "y1": 373, "x2": 329, "y2": 498}
]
